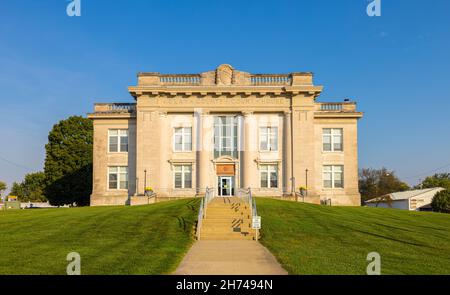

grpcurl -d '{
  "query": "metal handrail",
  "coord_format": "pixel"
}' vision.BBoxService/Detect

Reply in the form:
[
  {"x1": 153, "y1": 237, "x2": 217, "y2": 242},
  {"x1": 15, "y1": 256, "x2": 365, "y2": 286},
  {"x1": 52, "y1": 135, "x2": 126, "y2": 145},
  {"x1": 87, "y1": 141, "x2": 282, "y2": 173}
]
[
  {"x1": 143, "y1": 191, "x2": 157, "y2": 204},
  {"x1": 196, "y1": 187, "x2": 215, "y2": 240},
  {"x1": 295, "y1": 191, "x2": 304, "y2": 202},
  {"x1": 237, "y1": 187, "x2": 251, "y2": 205},
  {"x1": 237, "y1": 187, "x2": 254, "y2": 214},
  {"x1": 196, "y1": 198, "x2": 204, "y2": 240},
  {"x1": 146, "y1": 191, "x2": 157, "y2": 198},
  {"x1": 203, "y1": 187, "x2": 215, "y2": 218},
  {"x1": 237, "y1": 187, "x2": 260, "y2": 240},
  {"x1": 249, "y1": 188, "x2": 260, "y2": 241}
]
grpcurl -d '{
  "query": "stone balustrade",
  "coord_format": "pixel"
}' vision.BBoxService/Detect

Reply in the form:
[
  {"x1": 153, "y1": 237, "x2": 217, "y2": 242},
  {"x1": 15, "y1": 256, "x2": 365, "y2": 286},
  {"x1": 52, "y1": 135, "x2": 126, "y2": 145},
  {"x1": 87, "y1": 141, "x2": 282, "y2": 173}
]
[
  {"x1": 134, "y1": 65, "x2": 319, "y2": 88},
  {"x1": 317, "y1": 102, "x2": 357, "y2": 112},
  {"x1": 250, "y1": 74, "x2": 292, "y2": 85},
  {"x1": 94, "y1": 103, "x2": 136, "y2": 113},
  {"x1": 160, "y1": 74, "x2": 201, "y2": 85}
]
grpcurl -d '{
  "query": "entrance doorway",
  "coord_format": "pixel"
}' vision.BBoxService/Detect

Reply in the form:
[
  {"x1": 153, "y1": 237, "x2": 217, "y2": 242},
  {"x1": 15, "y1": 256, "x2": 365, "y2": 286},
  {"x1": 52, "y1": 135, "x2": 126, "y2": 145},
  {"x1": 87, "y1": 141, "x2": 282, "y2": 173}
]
[{"x1": 218, "y1": 176, "x2": 234, "y2": 197}]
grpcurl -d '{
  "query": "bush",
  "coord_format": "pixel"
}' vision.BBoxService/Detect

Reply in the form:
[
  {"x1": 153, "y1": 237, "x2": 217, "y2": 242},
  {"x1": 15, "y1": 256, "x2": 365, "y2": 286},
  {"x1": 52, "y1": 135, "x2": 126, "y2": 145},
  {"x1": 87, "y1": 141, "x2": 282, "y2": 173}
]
[{"x1": 431, "y1": 190, "x2": 450, "y2": 213}]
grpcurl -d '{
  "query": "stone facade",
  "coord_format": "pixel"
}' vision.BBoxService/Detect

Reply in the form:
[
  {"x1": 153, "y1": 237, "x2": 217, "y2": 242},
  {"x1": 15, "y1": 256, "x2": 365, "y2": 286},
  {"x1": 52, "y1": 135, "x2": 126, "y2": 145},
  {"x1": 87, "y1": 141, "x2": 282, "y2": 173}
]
[{"x1": 88, "y1": 64, "x2": 363, "y2": 206}]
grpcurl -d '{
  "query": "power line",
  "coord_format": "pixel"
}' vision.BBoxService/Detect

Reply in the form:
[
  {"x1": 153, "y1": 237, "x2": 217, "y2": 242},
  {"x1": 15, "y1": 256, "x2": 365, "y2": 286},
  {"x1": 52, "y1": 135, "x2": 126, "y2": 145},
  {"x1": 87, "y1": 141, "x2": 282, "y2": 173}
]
[
  {"x1": 403, "y1": 162, "x2": 450, "y2": 180},
  {"x1": 0, "y1": 155, "x2": 35, "y2": 171}
]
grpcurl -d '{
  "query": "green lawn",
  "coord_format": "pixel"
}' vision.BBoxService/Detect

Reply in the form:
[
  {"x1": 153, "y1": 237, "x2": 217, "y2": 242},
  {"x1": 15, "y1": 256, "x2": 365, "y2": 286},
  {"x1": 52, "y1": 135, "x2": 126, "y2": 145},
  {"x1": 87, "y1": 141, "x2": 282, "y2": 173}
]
[
  {"x1": 257, "y1": 198, "x2": 450, "y2": 275},
  {"x1": 0, "y1": 199, "x2": 199, "y2": 275}
]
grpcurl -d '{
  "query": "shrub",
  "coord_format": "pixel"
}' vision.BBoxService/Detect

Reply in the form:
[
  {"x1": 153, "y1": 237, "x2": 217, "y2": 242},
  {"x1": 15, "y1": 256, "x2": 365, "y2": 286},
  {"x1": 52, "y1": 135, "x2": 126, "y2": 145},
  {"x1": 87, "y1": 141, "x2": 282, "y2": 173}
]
[{"x1": 431, "y1": 190, "x2": 450, "y2": 213}]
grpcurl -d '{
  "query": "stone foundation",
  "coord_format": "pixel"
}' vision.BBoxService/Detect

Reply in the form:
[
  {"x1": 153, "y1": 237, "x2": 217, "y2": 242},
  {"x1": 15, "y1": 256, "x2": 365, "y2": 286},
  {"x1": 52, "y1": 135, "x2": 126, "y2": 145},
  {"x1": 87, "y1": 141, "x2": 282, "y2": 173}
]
[{"x1": 90, "y1": 195, "x2": 129, "y2": 206}]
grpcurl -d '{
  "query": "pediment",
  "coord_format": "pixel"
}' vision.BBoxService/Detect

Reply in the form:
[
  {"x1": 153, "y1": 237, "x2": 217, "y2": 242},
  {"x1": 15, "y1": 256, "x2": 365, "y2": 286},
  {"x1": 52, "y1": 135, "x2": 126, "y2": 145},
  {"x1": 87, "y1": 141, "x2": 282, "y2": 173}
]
[
  {"x1": 200, "y1": 64, "x2": 251, "y2": 86},
  {"x1": 213, "y1": 155, "x2": 238, "y2": 163}
]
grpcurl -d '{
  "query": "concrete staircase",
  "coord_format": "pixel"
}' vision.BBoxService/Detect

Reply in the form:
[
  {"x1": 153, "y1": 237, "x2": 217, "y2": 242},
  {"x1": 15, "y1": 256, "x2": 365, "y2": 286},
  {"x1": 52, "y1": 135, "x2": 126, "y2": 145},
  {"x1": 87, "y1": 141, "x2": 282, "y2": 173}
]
[{"x1": 200, "y1": 197, "x2": 256, "y2": 240}]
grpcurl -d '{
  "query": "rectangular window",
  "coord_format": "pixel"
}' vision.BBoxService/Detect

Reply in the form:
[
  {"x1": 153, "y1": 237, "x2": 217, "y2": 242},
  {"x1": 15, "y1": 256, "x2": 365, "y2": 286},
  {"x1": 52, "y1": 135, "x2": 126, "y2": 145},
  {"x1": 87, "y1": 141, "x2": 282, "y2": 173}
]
[
  {"x1": 323, "y1": 128, "x2": 343, "y2": 152},
  {"x1": 174, "y1": 165, "x2": 192, "y2": 189},
  {"x1": 174, "y1": 127, "x2": 192, "y2": 152},
  {"x1": 260, "y1": 165, "x2": 278, "y2": 188},
  {"x1": 108, "y1": 166, "x2": 128, "y2": 190},
  {"x1": 214, "y1": 116, "x2": 238, "y2": 158},
  {"x1": 260, "y1": 127, "x2": 278, "y2": 151},
  {"x1": 109, "y1": 129, "x2": 128, "y2": 153},
  {"x1": 323, "y1": 165, "x2": 344, "y2": 188}
]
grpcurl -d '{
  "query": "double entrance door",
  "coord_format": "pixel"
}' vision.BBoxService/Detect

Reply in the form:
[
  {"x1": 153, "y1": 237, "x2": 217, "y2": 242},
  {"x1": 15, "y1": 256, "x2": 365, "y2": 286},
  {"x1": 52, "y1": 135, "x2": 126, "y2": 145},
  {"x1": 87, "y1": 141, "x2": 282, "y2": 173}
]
[{"x1": 218, "y1": 176, "x2": 235, "y2": 197}]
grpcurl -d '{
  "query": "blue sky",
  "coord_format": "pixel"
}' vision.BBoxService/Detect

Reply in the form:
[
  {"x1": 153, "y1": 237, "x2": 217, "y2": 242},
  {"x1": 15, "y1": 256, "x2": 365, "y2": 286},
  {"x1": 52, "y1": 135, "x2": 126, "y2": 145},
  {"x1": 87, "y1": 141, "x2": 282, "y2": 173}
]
[{"x1": 1, "y1": 0, "x2": 449, "y2": 192}]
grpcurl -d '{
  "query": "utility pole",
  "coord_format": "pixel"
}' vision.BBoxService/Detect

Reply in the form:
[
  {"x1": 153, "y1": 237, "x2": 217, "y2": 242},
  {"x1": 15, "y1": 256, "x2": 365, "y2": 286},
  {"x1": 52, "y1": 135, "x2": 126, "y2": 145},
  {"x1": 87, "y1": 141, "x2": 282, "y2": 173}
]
[
  {"x1": 305, "y1": 169, "x2": 309, "y2": 196},
  {"x1": 291, "y1": 177, "x2": 296, "y2": 196},
  {"x1": 144, "y1": 169, "x2": 147, "y2": 195}
]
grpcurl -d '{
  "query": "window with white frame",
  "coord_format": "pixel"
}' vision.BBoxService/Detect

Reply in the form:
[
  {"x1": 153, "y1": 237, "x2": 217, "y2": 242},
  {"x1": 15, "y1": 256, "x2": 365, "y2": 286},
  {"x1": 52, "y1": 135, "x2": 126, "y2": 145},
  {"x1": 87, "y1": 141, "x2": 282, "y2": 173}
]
[
  {"x1": 323, "y1": 165, "x2": 344, "y2": 188},
  {"x1": 173, "y1": 127, "x2": 192, "y2": 152},
  {"x1": 174, "y1": 165, "x2": 192, "y2": 189},
  {"x1": 260, "y1": 164, "x2": 278, "y2": 188},
  {"x1": 108, "y1": 166, "x2": 128, "y2": 190},
  {"x1": 214, "y1": 116, "x2": 238, "y2": 158},
  {"x1": 109, "y1": 129, "x2": 128, "y2": 153},
  {"x1": 323, "y1": 128, "x2": 343, "y2": 152},
  {"x1": 260, "y1": 127, "x2": 278, "y2": 151}
]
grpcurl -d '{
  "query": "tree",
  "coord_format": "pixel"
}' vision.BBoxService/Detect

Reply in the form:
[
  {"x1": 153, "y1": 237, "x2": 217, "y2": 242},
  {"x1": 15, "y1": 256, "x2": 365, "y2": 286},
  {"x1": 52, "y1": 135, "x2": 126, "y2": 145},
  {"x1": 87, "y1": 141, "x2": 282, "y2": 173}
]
[
  {"x1": 416, "y1": 173, "x2": 450, "y2": 191},
  {"x1": 0, "y1": 181, "x2": 6, "y2": 201},
  {"x1": 359, "y1": 167, "x2": 409, "y2": 204},
  {"x1": 10, "y1": 182, "x2": 23, "y2": 198},
  {"x1": 10, "y1": 172, "x2": 47, "y2": 202},
  {"x1": 431, "y1": 190, "x2": 450, "y2": 213},
  {"x1": 44, "y1": 116, "x2": 93, "y2": 206}
]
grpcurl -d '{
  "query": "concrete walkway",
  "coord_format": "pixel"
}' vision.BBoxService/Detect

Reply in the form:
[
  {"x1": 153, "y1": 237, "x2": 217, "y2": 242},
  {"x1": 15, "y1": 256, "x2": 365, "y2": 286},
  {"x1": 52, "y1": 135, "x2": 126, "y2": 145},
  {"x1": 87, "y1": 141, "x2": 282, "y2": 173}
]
[{"x1": 173, "y1": 240, "x2": 288, "y2": 275}]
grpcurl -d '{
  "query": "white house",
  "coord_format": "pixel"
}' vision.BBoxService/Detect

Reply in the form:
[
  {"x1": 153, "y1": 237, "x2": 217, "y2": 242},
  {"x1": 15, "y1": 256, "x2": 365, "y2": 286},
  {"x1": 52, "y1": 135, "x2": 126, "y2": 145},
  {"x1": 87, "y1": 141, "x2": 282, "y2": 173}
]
[{"x1": 365, "y1": 187, "x2": 445, "y2": 211}]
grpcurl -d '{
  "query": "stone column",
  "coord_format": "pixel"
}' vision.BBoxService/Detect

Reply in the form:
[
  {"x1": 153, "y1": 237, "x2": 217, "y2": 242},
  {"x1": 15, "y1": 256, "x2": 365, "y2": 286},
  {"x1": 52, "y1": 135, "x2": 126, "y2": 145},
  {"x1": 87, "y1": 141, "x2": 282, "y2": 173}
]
[
  {"x1": 136, "y1": 109, "x2": 161, "y2": 195},
  {"x1": 197, "y1": 110, "x2": 210, "y2": 194},
  {"x1": 242, "y1": 111, "x2": 254, "y2": 189},
  {"x1": 284, "y1": 111, "x2": 293, "y2": 195},
  {"x1": 159, "y1": 111, "x2": 169, "y2": 196}
]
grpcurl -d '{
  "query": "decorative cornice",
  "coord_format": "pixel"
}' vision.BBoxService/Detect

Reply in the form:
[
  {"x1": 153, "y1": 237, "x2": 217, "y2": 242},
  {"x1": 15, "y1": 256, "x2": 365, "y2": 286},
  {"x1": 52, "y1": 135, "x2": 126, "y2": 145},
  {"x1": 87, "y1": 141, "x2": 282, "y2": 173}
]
[
  {"x1": 87, "y1": 113, "x2": 136, "y2": 119},
  {"x1": 314, "y1": 112, "x2": 364, "y2": 119},
  {"x1": 128, "y1": 86, "x2": 322, "y2": 99},
  {"x1": 212, "y1": 156, "x2": 239, "y2": 163},
  {"x1": 168, "y1": 159, "x2": 196, "y2": 164},
  {"x1": 132, "y1": 64, "x2": 322, "y2": 97},
  {"x1": 254, "y1": 158, "x2": 283, "y2": 168}
]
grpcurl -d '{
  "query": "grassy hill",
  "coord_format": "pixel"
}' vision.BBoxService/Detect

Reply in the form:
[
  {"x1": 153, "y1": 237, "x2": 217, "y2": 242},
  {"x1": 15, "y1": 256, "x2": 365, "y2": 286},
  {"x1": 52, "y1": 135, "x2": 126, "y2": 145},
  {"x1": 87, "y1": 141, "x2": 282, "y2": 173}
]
[
  {"x1": 0, "y1": 199, "x2": 199, "y2": 275},
  {"x1": 257, "y1": 198, "x2": 450, "y2": 274},
  {"x1": 2, "y1": 197, "x2": 449, "y2": 275}
]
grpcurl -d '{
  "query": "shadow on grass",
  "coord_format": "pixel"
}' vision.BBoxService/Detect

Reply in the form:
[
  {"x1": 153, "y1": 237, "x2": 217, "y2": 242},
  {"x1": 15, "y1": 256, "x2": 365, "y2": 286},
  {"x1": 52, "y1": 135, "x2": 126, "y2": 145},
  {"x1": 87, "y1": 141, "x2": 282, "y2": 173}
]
[{"x1": 347, "y1": 227, "x2": 430, "y2": 248}]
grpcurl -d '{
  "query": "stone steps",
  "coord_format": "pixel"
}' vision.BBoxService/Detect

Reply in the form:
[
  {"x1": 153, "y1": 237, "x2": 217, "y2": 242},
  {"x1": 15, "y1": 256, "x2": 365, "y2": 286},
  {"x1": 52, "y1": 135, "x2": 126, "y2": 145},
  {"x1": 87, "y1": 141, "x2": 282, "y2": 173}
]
[
  {"x1": 200, "y1": 232, "x2": 255, "y2": 240},
  {"x1": 205, "y1": 213, "x2": 249, "y2": 216},
  {"x1": 207, "y1": 209, "x2": 248, "y2": 212},
  {"x1": 199, "y1": 197, "x2": 256, "y2": 241},
  {"x1": 201, "y1": 227, "x2": 253, "y2": 234},
  {"x1": 201, "y1": 220, "x2": 251, "y2": 227}
]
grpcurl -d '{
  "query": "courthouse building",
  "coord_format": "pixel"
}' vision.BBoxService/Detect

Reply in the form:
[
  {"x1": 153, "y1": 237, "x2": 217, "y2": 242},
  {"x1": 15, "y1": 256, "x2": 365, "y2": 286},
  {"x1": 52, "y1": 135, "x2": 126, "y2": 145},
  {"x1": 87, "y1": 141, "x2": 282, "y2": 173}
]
[{"x1": 88, "y1": 64, "x2": 363, "y2": 206}]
